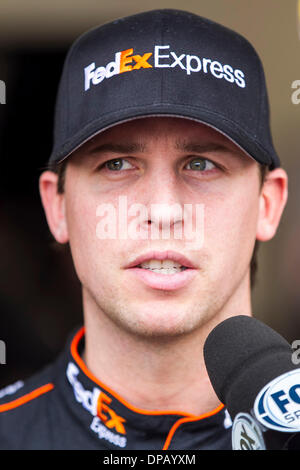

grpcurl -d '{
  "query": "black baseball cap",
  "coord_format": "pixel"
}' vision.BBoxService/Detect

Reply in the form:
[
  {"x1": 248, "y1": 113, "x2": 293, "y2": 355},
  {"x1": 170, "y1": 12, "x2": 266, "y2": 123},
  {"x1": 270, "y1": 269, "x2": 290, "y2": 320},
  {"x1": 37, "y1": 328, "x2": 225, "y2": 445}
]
[{"x1": 48, "y1": 9, "x2": 280, "y2": 169}]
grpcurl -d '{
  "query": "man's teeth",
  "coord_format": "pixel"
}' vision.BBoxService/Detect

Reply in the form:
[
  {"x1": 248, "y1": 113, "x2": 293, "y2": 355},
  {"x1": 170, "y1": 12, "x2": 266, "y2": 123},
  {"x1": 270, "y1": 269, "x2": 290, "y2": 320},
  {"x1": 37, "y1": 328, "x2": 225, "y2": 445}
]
[{"x1": 138, "y1": 259, "x2": 188, "y2": 274}]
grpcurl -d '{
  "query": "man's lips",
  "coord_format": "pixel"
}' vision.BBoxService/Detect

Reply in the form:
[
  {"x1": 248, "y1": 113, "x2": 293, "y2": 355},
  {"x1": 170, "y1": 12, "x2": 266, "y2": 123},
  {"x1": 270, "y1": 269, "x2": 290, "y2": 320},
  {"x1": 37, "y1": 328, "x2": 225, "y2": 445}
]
[
  {"x1": 125, "y1": 264, "x2": 197, "y2": 291},
  {"x1": 124, "y1": 250, "x2": 197, "y2": 269}
]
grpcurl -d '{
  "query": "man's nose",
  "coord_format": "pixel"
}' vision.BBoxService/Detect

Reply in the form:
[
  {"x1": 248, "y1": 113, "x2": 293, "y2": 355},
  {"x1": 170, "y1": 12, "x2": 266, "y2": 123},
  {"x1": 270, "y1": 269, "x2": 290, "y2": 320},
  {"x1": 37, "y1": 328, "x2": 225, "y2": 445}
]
[{"x1": 141, "y1": 173, "x2": 184, "y2": 233}]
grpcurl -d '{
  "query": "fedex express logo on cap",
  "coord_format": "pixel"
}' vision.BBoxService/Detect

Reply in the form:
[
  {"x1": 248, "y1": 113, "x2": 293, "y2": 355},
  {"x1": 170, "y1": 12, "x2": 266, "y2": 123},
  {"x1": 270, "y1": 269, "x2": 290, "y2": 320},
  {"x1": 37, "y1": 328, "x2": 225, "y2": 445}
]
[{"x1": 84, "y1": 45, "x2": 246, "y2": 91}]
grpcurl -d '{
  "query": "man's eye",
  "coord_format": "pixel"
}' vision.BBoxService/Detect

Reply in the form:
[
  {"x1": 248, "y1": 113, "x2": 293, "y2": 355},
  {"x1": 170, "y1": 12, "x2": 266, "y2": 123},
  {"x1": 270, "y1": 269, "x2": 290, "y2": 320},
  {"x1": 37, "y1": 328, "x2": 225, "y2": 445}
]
[
  {"x1": 185, "y1": 158, "x2": 216, "y2": 171},
  {"x1": 104, "y1": 158, "x2": 134, "y2": 171}
]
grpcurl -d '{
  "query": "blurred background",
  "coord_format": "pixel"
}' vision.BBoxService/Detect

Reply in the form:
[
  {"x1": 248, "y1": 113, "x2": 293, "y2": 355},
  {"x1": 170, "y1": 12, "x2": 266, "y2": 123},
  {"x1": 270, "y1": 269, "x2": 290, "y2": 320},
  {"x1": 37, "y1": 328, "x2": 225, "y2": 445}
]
[{"x1": 0, "y1": 0, "x2": 299, "y2": 387}]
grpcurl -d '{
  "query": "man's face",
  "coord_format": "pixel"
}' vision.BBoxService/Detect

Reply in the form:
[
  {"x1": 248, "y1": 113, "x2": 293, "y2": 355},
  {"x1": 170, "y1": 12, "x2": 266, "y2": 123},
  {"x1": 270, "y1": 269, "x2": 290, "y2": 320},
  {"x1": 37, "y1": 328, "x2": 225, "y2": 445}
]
[{"x1": 62, "y1": 117, "x2": 262, "y2": 337}]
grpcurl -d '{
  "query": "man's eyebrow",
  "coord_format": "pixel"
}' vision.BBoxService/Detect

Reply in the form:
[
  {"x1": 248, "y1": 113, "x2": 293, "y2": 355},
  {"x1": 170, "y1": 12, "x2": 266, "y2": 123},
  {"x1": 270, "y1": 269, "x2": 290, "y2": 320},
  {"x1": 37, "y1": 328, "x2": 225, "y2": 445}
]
[
  {"x1": 88, "y1": 142, "x2": 146, "y2": 155},
  {"x1": 87, "y1": 140, "x2": 244, "y2": 158},
  {"x1": 175, "y1": 141, "x2": 239, "y2": 154}
]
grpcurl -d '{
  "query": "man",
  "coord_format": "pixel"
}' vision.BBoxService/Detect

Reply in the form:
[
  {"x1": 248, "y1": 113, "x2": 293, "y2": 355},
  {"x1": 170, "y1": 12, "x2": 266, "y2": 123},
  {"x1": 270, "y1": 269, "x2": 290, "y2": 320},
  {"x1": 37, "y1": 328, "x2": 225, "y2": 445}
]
[{"x1": 0, "y1": 9, "x2": 287, "y2": 450}]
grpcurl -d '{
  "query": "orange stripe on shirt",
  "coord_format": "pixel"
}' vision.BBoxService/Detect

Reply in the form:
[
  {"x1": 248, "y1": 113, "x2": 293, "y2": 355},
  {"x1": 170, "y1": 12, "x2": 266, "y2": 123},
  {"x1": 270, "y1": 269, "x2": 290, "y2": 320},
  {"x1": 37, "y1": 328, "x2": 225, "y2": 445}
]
[
  {"x1": 162, "y1": 403, "x2": 225, "y2": 450},
  {"x1": 0, "y1": 383, "x2": 54, "y2": 413}
]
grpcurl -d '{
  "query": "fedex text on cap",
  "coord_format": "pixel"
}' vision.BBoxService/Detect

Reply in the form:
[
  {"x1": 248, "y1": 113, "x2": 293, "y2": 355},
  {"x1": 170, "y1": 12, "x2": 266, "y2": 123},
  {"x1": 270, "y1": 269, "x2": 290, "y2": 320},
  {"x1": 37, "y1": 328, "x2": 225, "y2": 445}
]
[{"x1": 84, "y1": 45, "x2": 246, "y2": 91}]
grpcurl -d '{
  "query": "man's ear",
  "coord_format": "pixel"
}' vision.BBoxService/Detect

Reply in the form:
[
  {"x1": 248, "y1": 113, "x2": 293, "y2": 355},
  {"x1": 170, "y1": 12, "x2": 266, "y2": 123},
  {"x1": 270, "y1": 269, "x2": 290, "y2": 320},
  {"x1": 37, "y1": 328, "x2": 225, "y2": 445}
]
[
  {"x1": 39, "y1": 171, "x2": 69, "y2": 244},
  {"x1": 256, "y1": 168, "x2": 288, "y2": 241}
]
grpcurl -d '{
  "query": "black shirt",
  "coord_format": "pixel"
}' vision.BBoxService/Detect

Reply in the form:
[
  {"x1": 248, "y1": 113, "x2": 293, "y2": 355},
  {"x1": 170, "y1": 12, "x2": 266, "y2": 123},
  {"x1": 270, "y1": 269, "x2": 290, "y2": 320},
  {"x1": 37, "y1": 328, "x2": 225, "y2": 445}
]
[{"x1": 0, "y1": 327, "x2": 232, "y2": 450}]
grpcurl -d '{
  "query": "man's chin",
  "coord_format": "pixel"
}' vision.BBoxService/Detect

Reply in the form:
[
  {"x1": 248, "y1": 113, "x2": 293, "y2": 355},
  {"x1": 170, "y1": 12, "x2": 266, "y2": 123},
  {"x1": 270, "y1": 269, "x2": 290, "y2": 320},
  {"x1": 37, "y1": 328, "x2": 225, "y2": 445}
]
[{"x1": 110, "y1": 309, "x2": 204, "y2": 340}]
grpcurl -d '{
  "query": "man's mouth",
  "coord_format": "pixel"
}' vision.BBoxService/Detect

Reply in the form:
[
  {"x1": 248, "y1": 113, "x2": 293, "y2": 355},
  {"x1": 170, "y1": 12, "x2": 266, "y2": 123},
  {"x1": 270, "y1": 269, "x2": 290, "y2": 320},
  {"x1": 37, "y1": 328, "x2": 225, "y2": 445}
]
[
  {"x1": 136, "y1": 259, "x2": 188, "y2": 274},
  {"x1": 125, "y1": 251, "x2": 197, "y2": 290}
]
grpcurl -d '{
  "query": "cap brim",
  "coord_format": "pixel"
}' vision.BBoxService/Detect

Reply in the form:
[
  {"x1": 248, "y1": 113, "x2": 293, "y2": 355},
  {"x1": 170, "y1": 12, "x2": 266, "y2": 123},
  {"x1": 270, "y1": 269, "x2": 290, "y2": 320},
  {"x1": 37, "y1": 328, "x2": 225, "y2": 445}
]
[{"x1": 49, "y1": 105, "x2": 279, "y2": 169}]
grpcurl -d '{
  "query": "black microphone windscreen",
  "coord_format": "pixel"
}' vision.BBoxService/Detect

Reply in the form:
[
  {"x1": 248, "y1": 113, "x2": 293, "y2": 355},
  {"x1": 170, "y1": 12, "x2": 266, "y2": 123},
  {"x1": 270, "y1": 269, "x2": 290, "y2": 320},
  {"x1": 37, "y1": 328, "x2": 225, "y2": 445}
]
[{"x1": 203, "y1": 315, "x2": 296, "y2": 419}]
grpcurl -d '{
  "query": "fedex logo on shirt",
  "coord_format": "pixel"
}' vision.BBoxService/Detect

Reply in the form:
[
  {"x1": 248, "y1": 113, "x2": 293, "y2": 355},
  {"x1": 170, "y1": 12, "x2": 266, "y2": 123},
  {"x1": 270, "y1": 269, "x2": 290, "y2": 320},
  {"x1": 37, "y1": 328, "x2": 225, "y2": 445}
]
[
  {"x1": 66, "y1": 362, "x2": 127, "y2": 447},
  {"x1": 84, "y1": 45, "x2": 246, "y2": 91}
]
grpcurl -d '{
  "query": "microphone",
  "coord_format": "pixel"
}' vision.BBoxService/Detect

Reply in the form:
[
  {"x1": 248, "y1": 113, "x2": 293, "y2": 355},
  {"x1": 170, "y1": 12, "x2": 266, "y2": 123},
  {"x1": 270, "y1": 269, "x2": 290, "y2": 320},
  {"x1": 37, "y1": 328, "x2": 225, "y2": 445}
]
[{"x1": 203, "y1": 315, "x2": 300, "y2": 450}]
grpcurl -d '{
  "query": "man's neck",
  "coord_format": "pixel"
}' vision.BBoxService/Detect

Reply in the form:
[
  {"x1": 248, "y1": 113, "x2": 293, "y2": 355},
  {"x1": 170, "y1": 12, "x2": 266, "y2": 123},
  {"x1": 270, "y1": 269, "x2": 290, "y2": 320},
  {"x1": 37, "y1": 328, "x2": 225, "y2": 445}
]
[
  {"x1": 83, "y1": 311, "x2": 221, "y2": 415},
  {"x1": 82, "y1": 287, "x2": 252, "y2": 415}
]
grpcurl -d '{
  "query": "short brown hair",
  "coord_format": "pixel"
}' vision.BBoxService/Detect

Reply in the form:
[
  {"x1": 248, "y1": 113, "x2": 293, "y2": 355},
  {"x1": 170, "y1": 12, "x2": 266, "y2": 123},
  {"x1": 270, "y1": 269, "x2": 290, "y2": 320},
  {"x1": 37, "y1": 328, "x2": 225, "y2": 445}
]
[{"x1": 250, "y1": 164, "x2": 269, "y2": 288}]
